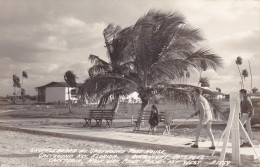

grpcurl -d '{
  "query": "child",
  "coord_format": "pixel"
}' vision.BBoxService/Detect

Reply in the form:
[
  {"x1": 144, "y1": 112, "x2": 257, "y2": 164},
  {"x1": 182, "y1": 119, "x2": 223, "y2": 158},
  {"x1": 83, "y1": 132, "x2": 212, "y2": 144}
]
[
  {"x1": 149, "y1": 105, "x2": 159, "y2": 134},
  {"x1": 163, "y1": 111, "x2": 174, "y2": 135}
]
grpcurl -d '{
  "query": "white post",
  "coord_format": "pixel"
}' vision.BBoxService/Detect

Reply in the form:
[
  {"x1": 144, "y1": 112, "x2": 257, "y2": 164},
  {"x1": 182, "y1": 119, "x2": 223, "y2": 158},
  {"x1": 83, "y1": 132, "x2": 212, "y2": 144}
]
[
  {"x1": 219, "y1": 92, "x2": 240, "y2": 166},
  {"x1": 231, "y1": 92, "x2": 240, "y2": 163}
]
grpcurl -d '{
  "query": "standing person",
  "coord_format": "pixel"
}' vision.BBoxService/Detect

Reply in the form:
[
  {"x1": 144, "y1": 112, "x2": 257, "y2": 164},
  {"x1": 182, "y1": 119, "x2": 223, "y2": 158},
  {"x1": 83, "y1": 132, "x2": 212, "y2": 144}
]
[
  {"x1": 190, "y1": 88, "x2": 215, "y2": 150},
  {"x1": 149, "y1": 104, "x2": 160, "y2": 134},
  {"x1": 239, "y1": 89, "x2": 254, "y2": 147}
]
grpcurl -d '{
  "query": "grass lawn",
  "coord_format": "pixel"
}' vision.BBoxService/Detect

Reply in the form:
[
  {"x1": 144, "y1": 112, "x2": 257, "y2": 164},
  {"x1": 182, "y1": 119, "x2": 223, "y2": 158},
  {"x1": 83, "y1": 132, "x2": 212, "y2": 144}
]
[{"x1": 0, "y1": 102, "x2": 207, "y2": 120}]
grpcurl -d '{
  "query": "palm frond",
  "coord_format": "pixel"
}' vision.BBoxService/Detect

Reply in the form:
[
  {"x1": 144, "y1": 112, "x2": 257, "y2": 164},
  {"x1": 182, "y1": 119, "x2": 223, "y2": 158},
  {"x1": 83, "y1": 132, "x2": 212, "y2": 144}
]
[
  {"x1": 82, "y1": 74, "x2": 138, "y2": 100},
  {"x1": 187, "y1": 48, "x2": 223, "y2": 71},
  {"x1": 89, "y1": 54, "x2": 110, "y2": 66},
  {"x1": 150, "y1": 59, "x2": 197, "y2": 84},
  {"x1": 161, "y1": 84, "x2": 226, "y2": 120},
  {"x1": 207, "y1": 99, "x2": 228, "y2": 121},
  {"x1": 98, "y1": 87, "x2": 135, "y2": 107}
]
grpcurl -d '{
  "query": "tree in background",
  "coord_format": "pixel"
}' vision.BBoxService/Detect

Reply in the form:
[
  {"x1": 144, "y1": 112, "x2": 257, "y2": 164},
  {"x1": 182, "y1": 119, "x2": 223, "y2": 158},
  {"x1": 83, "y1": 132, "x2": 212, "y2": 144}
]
[
  {"x1": 21, "y1": 88, "x2": 25, "y2": 103},
  {"x1": 216, "y1": 87, "x2": 221, "y2": 93},
  {"x1": 242, "y1": 69, "x2": 248, "y2": 80},
  {"x1": 248, "y1": 61, "x2": 253, "y2": 92},
  {"x1": 64, "y1": 70, "x2": 77, "y2": 113},
  {"x1": 12, "y1": 74, "x2": 21, "y2": 104},
  {"x1": 252, "y1": 87, "x2": 258, "y2": 94},
  {"x1": 199, "y1": 77, "x2": 210, "y2": 87},
  {"x1": 21, "y1": 71, "x2": 28, "y2": 103},
  {"x1": 235, "y1": 56, "x2": 244, "y2": 88}
]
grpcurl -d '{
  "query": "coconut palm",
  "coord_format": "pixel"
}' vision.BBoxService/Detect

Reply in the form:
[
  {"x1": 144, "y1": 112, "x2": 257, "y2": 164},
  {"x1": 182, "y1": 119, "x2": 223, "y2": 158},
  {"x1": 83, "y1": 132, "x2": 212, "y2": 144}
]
[
  {"x1": 20, "y1": 71, "x2": 28, "y2": 103},
  {"x1": 83, "y1": 10, "x2": 223, "y2": 122},
  {"x1": 252, "y1": 87, "x2": 258, "y2": 94},
  {"x1": 216, "y1": 87, "x2": 221, "y2": 93},
  {"x1": 242, "y1": 69, "x2": 248, "y2": 80},
  {"x1": 248, "y1": 61, "x2": 253, "y2": 93},
  {"x1": 12, "y1": 74, "x2": 21, "y2": 104},
  {"x1": 64, "y1": 70, "x2": 77, "y2": 113},
  {"x1": 199, "y1": 77, "x2": 210, "y2": 87},
  {"x1": 236, "y1": 56, "x2": 244, "y2": 88}
]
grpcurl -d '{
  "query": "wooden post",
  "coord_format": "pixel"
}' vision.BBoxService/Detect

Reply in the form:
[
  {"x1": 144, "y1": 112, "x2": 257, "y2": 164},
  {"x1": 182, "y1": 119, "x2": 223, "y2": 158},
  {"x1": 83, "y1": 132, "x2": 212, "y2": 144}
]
[
  {"x1": 231, "y1": 92, "x2": 240, "y2": 163},
  {"x1": 219, "y1": 92, "x2": 240, "y2": 166}
]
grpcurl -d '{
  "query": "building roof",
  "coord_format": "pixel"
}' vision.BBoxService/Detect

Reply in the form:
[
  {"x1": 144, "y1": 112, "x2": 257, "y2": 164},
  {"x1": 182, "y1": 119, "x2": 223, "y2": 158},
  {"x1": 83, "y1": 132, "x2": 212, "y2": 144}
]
[{"x1": 36, "y1": 82, "x2": 83, "y2": 89}]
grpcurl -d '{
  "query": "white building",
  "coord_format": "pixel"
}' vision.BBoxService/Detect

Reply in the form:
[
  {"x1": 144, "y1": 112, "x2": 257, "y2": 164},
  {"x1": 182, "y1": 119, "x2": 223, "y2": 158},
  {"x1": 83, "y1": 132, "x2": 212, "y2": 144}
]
[{"x1": 36, "y1": 82, "x2": 82, "y2": 103}]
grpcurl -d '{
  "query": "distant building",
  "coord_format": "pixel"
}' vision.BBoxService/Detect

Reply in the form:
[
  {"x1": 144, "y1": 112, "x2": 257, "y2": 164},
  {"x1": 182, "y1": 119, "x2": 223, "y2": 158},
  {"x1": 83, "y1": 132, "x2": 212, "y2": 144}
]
[
  {"x1": 205, "y1": 91, "x2": 226, "y2": 100},
  {"x1": 201, "y1": 87, "x2": 227, "y2": 100},
  {"x1": 35, "y1": 82, "x2": 82, "y2": 103}
]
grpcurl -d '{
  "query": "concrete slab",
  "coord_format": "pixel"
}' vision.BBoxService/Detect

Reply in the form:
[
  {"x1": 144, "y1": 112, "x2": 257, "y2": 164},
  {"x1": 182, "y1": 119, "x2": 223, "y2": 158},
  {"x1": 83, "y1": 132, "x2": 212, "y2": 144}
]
[{"x1": 0, "y1": 122, "x2": 259, "y2": 163}]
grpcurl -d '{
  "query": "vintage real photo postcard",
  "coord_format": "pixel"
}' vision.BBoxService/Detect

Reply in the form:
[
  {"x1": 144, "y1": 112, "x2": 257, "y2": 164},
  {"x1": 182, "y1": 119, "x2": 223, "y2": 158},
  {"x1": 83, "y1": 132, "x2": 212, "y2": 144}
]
[{"x1": 0, "y1": 0, "x2": 259, "y2": 166}]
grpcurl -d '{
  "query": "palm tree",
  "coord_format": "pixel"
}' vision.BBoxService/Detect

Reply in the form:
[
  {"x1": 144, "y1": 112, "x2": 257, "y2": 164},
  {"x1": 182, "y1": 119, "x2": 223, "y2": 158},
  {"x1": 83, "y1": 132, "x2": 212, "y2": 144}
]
[
  {"x1": 252, "y1": 87, "x2": 258, "y2": 94},
  {"x1": 64, "y1": 70, "x2": 77, "y2": 113},
  {"x1": 21, "y1": 71, "x2": 28, "y2": 103},
  {"x1": 199, "y1": 77, "x2": 210, "y2": 87},
  {"x1": 236, "y1": 56, "x2": 244, "y2": 88},
  {"x1": 12, "y1": 74, "x2": 21, "y2": 104},
  {"x1": 242, "y1": 69, "x2": 248, "y2": 80},
  {"x1": 248, "y1": 61, "x2": 253, "y2": 93},
  {"x1": 83, "y1": 10, "x2": 223, "y2": 122},
  {"x1": 216, "y1": 87, "x2": 221, "y2": 93}
]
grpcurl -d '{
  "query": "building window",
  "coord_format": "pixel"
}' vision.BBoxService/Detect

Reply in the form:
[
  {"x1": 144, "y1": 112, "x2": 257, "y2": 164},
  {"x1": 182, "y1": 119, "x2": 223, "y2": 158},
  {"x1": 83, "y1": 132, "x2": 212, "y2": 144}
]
[{"x1": 71, "y1": 89, "x2": 77, "y2": 97}]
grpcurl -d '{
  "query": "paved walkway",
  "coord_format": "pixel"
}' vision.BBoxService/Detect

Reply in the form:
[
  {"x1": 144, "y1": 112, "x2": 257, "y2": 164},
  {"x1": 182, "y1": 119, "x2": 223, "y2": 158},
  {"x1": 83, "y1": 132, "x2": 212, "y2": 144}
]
[{"x1": 0, "y1": 118, "x2": 259, "y2": 163}]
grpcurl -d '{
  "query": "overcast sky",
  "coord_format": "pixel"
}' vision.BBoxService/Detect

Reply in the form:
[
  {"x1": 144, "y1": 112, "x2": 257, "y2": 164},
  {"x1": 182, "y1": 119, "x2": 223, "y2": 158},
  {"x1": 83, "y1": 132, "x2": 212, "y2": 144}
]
[{"x1": 0, "y1": 0, "x2": 260, "y2": 96}]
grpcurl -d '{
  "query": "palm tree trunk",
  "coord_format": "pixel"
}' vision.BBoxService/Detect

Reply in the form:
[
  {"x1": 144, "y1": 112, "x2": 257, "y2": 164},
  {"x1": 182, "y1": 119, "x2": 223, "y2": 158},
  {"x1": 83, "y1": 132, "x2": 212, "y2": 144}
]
[
  {"x1": 236, "y1": 64, "x2": 244, "y2": 89},
  {"x1": 248, "y1": 61, "x2": 253, "y2": 92},
  {"x1": 13, "y1": 87, "x2": 16, "y2": 104},
  {"x1": 141, "y1": 98, "x2": 149, "y2": 111},
  {"x1": 68, "y1": 87, "x2": 72, "y2": 113},
  {"x1": 112, "y1": 96, "x2": 120, "y2": 113},
  {"x1": 21, "y1": 77, "x2": 24, "y2": 104},
  {"x1": 137, "y1": 97, "x2": 149, "y2": 128}
]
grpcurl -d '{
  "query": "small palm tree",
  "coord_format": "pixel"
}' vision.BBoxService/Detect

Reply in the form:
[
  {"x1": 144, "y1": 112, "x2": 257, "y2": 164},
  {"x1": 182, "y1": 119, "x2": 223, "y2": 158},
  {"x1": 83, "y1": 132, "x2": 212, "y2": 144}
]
[
  {"x1": 64, "y1": 71, "x2": 77, "y2": 113},
  {"x1": 12, "y1": 74, "x2": 21, "y2": 104},
  {"x1": 252, "y1": 87, "x2": 258, "y2": 94},
  {"x1": 242, "y1": 69, "x2": 248, "y2": 80},
  {"x1": 216, "y1": 87, "x2": 221, "y2": 93},
  {"x1": 199, "y1": 77, "x2": 210, "y2": 87}
]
